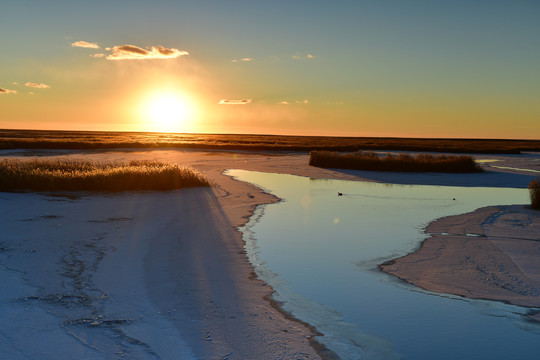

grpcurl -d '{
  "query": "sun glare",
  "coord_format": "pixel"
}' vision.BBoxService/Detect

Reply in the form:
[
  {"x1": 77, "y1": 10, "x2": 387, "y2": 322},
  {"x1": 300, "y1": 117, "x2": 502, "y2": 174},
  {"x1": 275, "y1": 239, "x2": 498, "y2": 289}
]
[{"x1": 141, "y1": 91, "x2": 196, "y2": 133}]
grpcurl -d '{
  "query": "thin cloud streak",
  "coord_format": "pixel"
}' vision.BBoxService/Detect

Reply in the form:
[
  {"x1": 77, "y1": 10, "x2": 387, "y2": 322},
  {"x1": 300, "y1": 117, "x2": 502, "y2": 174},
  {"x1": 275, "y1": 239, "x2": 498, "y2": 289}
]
[
  {"x1": 292, "y1": 53, "x2": 314, "y2": 60},
  {"x1": 106, "y1": 45, "x2": 189, "y2": 60},
  {"x1": 71, "y1": 41, "x2": 100, "y2": 49},
  {"x1": 25, "y1": 82, "x2": 50, "y2": 89},
  {"x1": 219, "y1": 99, "x2": 252, "y2": 105},
  {"x1": 0, "y1": 88, "x2": 17, "y2": 94},
  {"x1": 279, "y1": 100, "x2": 310, "y2": 104},
  {"x1": 231, "y1": 57, "x2": 253, "y2": 62}
]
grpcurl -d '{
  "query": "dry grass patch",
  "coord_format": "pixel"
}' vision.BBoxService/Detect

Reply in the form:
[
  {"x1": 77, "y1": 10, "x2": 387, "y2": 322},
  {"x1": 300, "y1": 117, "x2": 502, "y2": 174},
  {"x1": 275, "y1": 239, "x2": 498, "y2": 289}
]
[
  {"x1": 2, "y1": 129, "x2": 539, "y2": 153},
  {"x1": 0, "y1": 158, "x2": 210, "y2": 192},
  {"x1": 309, "y1": 151, "x2": 483, "y2": 173},
  {"x1": 530, "y1": 178, "x2": 540, "y2": 210}
]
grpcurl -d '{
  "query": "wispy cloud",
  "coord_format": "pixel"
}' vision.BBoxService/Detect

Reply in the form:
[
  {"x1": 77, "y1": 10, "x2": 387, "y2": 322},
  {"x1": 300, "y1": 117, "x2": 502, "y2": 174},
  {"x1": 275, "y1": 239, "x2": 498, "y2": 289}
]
[
  {"x1": 106, "y1": 45, "x2": 188, "y2": 60},
  {"x1": 219, "y1": 99, "x2": 252, "y2": 105},
  {"x1": 292, "y1": 53, "x2": 314, "y2": 60},
  {"x1": 231, "y1": 57, "x2": 253, "y2": 63},
  {"x1": 90, "y1": 53, "x2": 105, "y2": 58},
  {"x1": 25, "y1": 82, "x2": 50, "y2": 89},
  {"x1": 278, "y1": 100, "x2": 310, "y2": 105},
  {"x1": 71, "y1": 40, "x2": 100, "y2": 49},
  {"x1": 0, "y1": 88, "x2": 17, "y2": 94}
]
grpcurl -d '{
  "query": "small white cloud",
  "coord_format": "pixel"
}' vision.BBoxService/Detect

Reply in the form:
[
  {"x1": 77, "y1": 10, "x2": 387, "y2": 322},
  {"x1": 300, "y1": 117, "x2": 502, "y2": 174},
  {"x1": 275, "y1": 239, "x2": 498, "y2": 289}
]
[
  {"x1": 90, "y1": 53, "x2": 105, "y2": 58},
  {"x1": 296, "y1": 99, "x2": 309, "y2": 104},
  {"x1": 71, "y1": 40, "x2": 100, "y2": 49},
  {"x1": 292, "y1": 53, "x2": 314, "y2": 60},
  {"x1": 106, "y1": 44, "x2": 189, "y2": 60},
  {"x1": 0, "y1": 88, "x2": 17, "y2": 94},
  {"x1": 231, "y1": 57, "x2": 253, "y2": 63},
  {"x1": 278, "y1": 101, "x2": 289, "y2": 105},
  {"x1": 219, "y1": 99, "x2": 252, "y2": 105},
  {"x1": 25, "y1": 82, "x2": 50, "y2": 89}
]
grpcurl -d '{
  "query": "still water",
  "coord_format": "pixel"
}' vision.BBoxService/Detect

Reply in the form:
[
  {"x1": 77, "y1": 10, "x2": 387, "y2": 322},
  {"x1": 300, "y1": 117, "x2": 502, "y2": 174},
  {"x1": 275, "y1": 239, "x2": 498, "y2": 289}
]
[{"x1": 227, "y1": 170, "x2": 539, "y2": 360}]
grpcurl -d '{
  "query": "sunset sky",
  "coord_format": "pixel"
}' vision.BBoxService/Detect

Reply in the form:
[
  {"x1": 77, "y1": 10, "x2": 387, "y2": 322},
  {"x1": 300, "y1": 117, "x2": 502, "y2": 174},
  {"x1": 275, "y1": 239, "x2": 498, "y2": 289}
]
[{"x1": 1, "y1": 0, "x2": 539, "y2": 139}]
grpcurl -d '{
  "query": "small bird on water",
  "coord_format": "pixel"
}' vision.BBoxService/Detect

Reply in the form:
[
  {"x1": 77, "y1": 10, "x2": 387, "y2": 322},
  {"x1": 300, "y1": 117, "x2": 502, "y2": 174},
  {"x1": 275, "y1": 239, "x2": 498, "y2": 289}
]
[{"x1": 338, "y1": 192, "x2": 343, "y2": 196}]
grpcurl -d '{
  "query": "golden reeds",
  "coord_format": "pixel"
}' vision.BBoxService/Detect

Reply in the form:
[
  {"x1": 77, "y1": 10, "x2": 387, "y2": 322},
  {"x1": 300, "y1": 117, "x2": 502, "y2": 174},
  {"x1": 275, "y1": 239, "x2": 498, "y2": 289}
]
[
  {"x1": 529, "y1": 178, "x2": 540, "y2": 210},
  {"x1": 0, "y1": 158, "x2": 210, "y2": 192},
  {"x1": 309, "y1": 151, "x2": 483, "y2": 173}
]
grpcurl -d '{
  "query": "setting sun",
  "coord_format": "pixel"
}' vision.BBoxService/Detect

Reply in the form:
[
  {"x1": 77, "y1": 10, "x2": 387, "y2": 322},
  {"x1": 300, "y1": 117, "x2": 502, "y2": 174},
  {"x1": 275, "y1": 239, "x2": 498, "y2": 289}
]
[{"x1": 140, "y1": 91, "x2": 196, "y2": 133}]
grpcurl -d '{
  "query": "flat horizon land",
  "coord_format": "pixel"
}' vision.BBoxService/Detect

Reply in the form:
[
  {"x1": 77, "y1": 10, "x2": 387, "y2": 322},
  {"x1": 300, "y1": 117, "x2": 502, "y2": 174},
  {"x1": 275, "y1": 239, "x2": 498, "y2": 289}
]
[
  {"x1": 1, "y1": 128, "x2": 540, "y2": 154},
  {"x1": 1, "y1": 131, "x2": 540, "y2": 359}
]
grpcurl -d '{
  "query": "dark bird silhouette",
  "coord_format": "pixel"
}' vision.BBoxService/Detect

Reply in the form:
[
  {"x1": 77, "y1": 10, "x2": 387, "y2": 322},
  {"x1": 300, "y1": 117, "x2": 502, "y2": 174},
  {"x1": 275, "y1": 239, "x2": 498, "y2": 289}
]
[{"x1": 338, "y1": 192, "x2": 343, "y2": 196}]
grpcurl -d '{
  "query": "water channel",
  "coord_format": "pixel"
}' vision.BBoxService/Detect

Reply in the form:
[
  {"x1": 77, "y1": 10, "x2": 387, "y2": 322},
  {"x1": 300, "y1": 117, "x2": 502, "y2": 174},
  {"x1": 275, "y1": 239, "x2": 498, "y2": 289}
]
[{"x1": 228, "y1": 169, "x2": 539, "y2": 360}]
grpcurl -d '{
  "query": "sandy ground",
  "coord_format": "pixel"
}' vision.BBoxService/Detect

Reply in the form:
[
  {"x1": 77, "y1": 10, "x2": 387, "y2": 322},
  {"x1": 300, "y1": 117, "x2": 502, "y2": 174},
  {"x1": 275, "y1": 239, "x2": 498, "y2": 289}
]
[
  {"x1": 1, "y1": 149, "x2": 539, "y2": 358},
  {"x1": 380, "y1": 205, "x2": 540, "y2": 307}
]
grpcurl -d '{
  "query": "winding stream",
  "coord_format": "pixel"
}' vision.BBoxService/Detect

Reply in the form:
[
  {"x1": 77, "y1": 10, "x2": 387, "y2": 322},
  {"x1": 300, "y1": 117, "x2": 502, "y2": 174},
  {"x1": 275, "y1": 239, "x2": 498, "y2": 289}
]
[{"x1": 229, "y1": 169, "x2": 539, "y2": 360}]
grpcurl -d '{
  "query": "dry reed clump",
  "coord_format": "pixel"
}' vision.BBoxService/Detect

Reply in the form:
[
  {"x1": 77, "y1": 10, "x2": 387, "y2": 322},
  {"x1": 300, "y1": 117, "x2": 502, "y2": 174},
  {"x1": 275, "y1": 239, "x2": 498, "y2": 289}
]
[
  {"x1": 529, "y1": 178, "x2": 540, "y2": 210},
  {"x1": 309, "y1": 151, "x2": 483, "y2": 173},
  {"x1": 0, "y1": 158, "x2": 210, "y2": 192}
]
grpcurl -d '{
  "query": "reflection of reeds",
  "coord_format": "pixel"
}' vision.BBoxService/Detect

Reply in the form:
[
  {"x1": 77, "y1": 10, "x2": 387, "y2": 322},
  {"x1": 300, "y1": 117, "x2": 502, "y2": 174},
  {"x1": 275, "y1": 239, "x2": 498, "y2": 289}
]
[
  {"x1": 529, "y1": 178, "x2": 540, "y2": 210},
  {"x1": 309, "y1": 151, "x2": 483, "y2": 173},
  {"x1": 0, "y1": 158, "x2": 210, "y2": 192}
]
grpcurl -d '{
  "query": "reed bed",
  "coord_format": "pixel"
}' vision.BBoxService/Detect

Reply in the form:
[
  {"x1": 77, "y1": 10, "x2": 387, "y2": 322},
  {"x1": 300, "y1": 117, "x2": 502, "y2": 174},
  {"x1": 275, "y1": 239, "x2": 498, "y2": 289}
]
[
  {"x1": 309, "y1": 151, "x2": 483, "y2": 173},
  {"x1": 529, "y1": 178, "x2": 540, "y2": 210},
  {"x1": 2, "y1": 129, "x2": 539, "y2": 154},
  {"x1": 0, "y1": 158, "x2": 210, "y2": 192}
]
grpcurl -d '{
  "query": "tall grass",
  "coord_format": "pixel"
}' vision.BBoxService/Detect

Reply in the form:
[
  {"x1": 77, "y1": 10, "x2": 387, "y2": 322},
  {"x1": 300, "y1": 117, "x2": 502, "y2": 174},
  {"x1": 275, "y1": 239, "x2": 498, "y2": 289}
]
[
  {"x1": 309, "y1": 151, "x2": 483, "y2": 173},
  {"x1": 0, "y1": 158, "x2": 210, "y2": 192},
  {"x1": 529, "y1": 178, "x2": 540, "y2": 210}
]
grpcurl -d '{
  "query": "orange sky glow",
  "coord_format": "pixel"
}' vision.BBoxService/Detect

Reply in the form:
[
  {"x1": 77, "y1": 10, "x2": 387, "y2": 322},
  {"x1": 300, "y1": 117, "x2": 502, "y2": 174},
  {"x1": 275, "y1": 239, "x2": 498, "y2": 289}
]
[{"x1": 1, "y1": 1, "x2": 539, "y2": 139}]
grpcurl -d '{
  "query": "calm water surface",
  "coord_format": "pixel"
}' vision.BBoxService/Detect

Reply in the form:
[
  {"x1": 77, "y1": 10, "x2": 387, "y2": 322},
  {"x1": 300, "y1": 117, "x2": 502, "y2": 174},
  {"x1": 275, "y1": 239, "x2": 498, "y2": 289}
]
[{"x1": 227, "y1": 170, "x2": 540, "y2": 360}]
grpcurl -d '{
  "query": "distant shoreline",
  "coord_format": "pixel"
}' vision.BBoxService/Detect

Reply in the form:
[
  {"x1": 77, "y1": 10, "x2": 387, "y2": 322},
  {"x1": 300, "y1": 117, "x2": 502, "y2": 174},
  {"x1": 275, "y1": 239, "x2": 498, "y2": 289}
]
[{"x1": 1, "y1": 128, "x2": 539, "y2": 153}]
